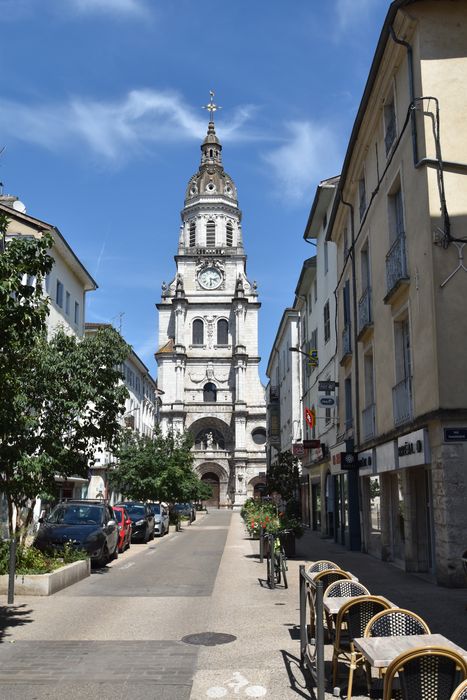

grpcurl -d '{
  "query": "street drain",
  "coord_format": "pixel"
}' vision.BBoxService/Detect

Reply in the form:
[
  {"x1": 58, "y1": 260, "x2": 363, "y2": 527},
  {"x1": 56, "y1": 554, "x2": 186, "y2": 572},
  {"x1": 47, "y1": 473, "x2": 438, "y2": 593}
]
[{"x1": 181, "y1": 632, "x2": 237, "y2": 647}]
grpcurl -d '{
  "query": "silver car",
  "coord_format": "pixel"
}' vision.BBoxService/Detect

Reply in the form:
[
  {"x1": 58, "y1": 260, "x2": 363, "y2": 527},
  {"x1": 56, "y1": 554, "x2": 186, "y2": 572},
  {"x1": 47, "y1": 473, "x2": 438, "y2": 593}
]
[{"x1": 148, "y1": 502, "x2": 170, "y2": 536}]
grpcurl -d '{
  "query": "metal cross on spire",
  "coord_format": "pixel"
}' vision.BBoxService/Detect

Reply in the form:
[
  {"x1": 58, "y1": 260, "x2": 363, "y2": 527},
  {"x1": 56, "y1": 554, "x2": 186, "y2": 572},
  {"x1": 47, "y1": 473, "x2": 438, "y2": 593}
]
[{"x1": 202, "y1": 90, "x2": 222, "y2": 123}]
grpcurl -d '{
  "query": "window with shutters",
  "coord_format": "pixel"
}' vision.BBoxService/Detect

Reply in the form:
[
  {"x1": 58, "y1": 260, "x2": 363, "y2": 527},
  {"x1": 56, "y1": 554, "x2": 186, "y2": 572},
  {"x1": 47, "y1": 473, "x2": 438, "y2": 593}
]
[
  {"x1": 217, "y1": 319, "x2": 229, "y2": 345},
  {"x1": 226, "y1": 221, "x2": 233, "y2": 247},
  {"x1": 189, "y1": 221, "x2": 196, "y2": 247},
  {"x1": 206, "y1": 220, "x2": 216, "y2": 247},
  {"x1": 192, "y1": 319, "x2": 204, "y2": 345}
]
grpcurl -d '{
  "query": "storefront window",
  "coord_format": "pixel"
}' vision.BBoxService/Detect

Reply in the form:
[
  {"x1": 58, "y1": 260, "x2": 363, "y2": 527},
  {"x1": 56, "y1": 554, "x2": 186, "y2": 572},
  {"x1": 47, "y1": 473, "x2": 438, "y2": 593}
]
[
  {"x1": 369, "y1": 476, "x2": 381, "y2": 533},
  {"x1": 342, "y1": 474, "x2": 349, "y2": 528}
]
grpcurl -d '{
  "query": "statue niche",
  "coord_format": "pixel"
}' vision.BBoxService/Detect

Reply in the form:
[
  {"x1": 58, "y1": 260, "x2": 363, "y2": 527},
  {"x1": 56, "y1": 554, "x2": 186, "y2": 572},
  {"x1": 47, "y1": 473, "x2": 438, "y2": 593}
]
[{"x1": 195, "y1": 428, "x2": 225, "y2": 451}]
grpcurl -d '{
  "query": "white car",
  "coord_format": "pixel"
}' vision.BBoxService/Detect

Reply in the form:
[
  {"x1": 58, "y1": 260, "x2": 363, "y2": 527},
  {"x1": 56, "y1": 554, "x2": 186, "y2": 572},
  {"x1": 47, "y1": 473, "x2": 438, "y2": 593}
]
[{"x1": 148, "y1": 502, "x2": 170, "y2": 536}]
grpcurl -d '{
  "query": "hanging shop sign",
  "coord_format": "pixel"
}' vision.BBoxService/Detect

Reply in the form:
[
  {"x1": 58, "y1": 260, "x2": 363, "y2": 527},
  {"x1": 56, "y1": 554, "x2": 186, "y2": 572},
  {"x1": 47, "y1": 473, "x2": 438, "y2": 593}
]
[
  {"x1": 318, "y1": 380, "x2": 337, "y2": 392},
  {"x1": 303, "y1": 439, "x2": 321, "y2": 449},
  {"x1": 340, "y1": 452, "x2": 358, "y2": 470},
  {"x1": 305, "y1": 407, "x2": 316, "y2": 429},
  {"x1": 292, "y1": 443, "x2": 305, "y2": 457},
  {"x1": 318, "y1": 396, "x2": 336, "y2": 408},
  {"x1": 397, "y1": 428, "x2": 430, "y2": 469}
]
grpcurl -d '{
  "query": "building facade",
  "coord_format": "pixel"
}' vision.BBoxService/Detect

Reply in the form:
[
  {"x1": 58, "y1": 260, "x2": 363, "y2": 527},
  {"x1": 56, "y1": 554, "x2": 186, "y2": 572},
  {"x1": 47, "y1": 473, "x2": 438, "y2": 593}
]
[
  {"x1": 327, "y1": 0, "x2": 467, "y2": 585},
  {"x1": 156, "y1": 116, "x2": 267, "y2": 509}
]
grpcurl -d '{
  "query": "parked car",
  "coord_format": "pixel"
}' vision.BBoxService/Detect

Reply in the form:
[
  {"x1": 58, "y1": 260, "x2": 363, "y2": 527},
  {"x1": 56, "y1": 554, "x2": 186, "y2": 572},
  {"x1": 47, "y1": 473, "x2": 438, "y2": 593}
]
[
  {"x1": 115, "y1": 502, "x2": 155, "y2": 543},
  {"x1": 34, "y1": 499, "x2": 119, "y2": 566},
  {"x1": 112, "y1": 505, "x2": 132, "y2": 552},
  {"x1": 147, "y1": 502, "x2": 170, "y2": 536},
  {"x1": 172, "y1": 503, "x2": 196, "y2": 522}
]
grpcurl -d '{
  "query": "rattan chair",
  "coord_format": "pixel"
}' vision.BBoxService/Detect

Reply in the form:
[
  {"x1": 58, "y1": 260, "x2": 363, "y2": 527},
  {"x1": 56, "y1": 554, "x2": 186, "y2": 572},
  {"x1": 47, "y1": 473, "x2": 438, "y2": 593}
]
[
  {"x1": 308, "y1": 569, "x2": 352, "y2": 640},
  {"x1": 383, "y1": 646, "x2": 467, "y2": 700},
  {"x1": 332, "y1": 595, "x2": 392, "y2": 699},
  {"x1": 324, "y1": 579, "x2": 370, "y2": 598},
  {"x1": 364, "y1": 608, "x2": 430, "y2": 638},
  {"x1": 450, "y1": 679, "x2": 467, "y2": 700},
  {"x1": 306, "y1": 559, "x2": 339, "y2": 574}
]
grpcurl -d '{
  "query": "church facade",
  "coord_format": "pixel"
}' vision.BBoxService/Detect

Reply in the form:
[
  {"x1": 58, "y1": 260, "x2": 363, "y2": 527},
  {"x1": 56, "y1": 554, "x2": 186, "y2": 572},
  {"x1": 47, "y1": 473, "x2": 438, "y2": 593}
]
[{"x1": 156, "y1": 110, "x2": 267, "y2": 509}]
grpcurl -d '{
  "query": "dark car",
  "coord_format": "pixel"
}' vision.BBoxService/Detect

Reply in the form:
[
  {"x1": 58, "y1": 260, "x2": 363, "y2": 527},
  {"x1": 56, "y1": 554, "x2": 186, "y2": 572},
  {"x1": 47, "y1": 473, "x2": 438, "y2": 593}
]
[
  {"x1": 115, "y1": 502, "x2": 155, "y2": 543},
  {"x1": 34, "y1": 499, "x2": 119, "y2": 566},
  {"x1": 172, "y1": 503, "x2": 196, "y2": 522}
]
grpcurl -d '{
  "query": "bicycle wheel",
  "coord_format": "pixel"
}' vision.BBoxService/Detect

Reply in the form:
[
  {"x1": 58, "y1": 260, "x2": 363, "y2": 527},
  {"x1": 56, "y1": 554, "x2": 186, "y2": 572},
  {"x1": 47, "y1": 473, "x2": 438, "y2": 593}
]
[
  {"x1": 266, "y1": 549, "x2": 274, "y2": 588},
  {"x1": 274, "y1": 553, "x2": 281, "y2": 585},
  {"x1": 280, "y1": 552, "x2": 288, "y2": 589}
]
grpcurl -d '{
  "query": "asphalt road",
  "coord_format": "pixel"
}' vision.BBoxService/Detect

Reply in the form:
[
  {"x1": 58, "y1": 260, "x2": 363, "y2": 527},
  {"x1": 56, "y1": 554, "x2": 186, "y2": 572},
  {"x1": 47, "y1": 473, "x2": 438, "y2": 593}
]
[{"x1": 0, "y1": 510, "x2": 232, "y2": 700}]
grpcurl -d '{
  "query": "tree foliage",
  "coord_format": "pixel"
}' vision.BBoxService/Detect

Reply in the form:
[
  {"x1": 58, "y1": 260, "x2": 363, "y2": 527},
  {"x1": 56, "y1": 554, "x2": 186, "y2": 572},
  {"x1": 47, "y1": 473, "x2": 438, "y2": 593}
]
[
  {"x1": 110, "y1": 428, "x2": 210, "y2": 504},
  {"x1": 267, "y1": 450, "x2": 300, "y2": 502}
]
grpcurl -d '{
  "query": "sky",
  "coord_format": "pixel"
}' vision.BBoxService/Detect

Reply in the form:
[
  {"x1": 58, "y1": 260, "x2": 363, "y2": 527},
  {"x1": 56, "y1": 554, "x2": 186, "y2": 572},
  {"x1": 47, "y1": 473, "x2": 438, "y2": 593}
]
[{"x1": 0, "y1": 0, "x2": 390, "y2": 382}]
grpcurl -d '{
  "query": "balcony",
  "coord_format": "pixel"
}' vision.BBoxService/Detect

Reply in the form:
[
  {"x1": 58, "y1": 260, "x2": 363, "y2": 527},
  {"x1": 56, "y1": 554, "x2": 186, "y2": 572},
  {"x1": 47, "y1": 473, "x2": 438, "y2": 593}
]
[
  {"x1": 385, "y1": 233, "x2": 409, "y2": 303},
  {"x1": 340, "y1": 324, "x2": 352, "y2": 363},
  {"x1": 358, "y1": 287, "x2": 373, "y2": 339},
  {"x1": 392, "y1": 376, "x2": 413, "y2": 426},
  {"x1": 362, "y1": 403, "x2": 376, "y2": 441}
]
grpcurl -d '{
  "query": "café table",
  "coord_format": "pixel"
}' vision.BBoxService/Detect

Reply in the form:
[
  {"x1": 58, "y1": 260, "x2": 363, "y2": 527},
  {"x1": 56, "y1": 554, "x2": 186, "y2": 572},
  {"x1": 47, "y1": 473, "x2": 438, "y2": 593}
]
[
  {"x1": 353, "y1": 633, "x2": 467, "y2": 669},
  {"x1": 323, "y1": 595, "x2": 395, "y2": 616}
]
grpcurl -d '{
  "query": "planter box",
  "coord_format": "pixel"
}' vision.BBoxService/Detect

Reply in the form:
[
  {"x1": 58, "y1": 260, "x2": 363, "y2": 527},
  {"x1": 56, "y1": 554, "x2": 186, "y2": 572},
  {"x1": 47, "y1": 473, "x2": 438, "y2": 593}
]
[
  {"x1": 261, "y1": 532, "x2": 296, "y2": 557},
  {"x1": 0, "y1": 559, "x2": 90, "y2": 596}
]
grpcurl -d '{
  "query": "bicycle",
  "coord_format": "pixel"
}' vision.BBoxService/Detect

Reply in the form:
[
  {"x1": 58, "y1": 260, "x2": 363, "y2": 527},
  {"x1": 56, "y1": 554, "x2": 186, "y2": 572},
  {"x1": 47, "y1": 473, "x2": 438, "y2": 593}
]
[{"x1": 265, "y1": 530, "x2": 289, "y2": 589}]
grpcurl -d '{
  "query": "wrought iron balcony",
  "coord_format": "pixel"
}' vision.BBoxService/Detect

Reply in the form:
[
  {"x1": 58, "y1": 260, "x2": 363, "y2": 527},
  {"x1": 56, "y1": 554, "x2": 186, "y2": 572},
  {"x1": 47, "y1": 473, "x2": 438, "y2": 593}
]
[
  {"x1": 392, "y1": 376, "x2": 413, "y2": 426},
  {"x1": 385, "y1": 233, "x2": 409, "y2": 299},
  {"x1": 341, "y1": 324, "x2": 352, "y2": 361},
  {"x1": 358, "y1": 287, "x2": 373, "y2": 337},
  {"x1": 362, "y1": 403, "x2": 376, "y2": 440}
]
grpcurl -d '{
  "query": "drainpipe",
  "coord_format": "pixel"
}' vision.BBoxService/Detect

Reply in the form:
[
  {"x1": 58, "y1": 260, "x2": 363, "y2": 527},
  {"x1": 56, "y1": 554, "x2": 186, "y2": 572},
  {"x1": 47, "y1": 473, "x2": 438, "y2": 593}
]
[{"x1": 389, "y1": 25, "x2": 418, "y2": 165}]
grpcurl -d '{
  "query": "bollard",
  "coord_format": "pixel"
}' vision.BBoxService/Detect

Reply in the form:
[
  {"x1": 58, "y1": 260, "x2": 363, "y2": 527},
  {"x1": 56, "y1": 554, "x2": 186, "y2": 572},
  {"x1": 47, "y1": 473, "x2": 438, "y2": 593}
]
[
  {"x1": 7, "y1": 536, "x2": 16, "y2": 605},
  {"x1": 259, "y1": 529, "x2": 264, "y2": 563}
]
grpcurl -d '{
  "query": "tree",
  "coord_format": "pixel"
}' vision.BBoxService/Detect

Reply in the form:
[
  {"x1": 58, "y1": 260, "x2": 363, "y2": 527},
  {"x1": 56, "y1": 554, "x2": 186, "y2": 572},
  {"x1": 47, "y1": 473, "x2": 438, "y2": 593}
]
[
  {"x1": 267, "y1": 450, "x2": 300, "y2": 502},
  {"x1": 0, "y1": 325, "x2": 129, "y2": 537},
  {"x1": 110, "y1": 428, "x2": 207, "y2": 504}
]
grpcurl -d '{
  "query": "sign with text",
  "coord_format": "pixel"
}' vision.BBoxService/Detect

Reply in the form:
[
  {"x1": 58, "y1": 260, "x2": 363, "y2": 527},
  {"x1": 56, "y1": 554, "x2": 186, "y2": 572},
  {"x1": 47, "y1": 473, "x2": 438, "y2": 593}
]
[
  {"x1": 318, "y1": 395, "x2": 336, "y2": 408},
  {"x1": 318, "y1": 380, "x2": 336, "y2": 392},
  {"x1": 444, "y1": 428, "x2": 467, "y2": 442},
  {"x1": 292, "y1": 443, "x2": 305, "y2": 457},
  {"x1": 303, "y1": 439, "x2": 321, "y2": 449}
]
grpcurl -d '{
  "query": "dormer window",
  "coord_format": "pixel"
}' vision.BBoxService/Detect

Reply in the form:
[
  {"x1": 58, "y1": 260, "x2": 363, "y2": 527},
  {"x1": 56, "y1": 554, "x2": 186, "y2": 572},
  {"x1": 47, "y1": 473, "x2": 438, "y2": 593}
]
[{"x1": 206, "y1": 220, "x2": 216, "y2": 247}]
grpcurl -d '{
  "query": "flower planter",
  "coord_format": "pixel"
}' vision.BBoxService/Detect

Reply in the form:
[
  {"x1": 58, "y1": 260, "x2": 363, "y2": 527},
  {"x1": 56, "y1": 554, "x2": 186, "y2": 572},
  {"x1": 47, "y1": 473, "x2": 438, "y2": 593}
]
[
  {"x1": 260, "y1": 531, "x2": 296, "y2": 557},
  {"x1": 0, "y1": 558, "x2": 90, "y2": 596}
]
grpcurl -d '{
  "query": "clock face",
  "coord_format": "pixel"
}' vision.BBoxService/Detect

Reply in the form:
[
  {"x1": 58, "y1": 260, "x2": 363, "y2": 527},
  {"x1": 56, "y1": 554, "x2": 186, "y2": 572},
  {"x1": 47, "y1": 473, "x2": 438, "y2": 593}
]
[{"x1": 199, "y1": 267, "x2": 222, "y2": 290}]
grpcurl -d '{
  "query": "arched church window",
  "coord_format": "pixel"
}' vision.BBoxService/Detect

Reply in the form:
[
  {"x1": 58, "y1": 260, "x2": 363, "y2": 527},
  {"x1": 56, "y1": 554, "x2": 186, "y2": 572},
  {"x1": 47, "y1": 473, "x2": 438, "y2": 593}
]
[
  {"x1": 189, "y1": 221, "x2": 196, "y2": 247},
  {"x1": 217, "y1": 319, "x2": 229, "y2": 345},
  {"x1": 206, "y1": 220, "x2": 216, "y2": 247},
  {"x1": 209, "y1": 149, "x2": 213, "y2": 158},
  {"x1": 203, "y1": 382, "x2": 217, "y2": 402},
  {"x1": 226, "y1": 221, "x2": 233, "y2": 247},
  {"x1": 192, "y1": 319, "x2": 204, "y2": 345}
]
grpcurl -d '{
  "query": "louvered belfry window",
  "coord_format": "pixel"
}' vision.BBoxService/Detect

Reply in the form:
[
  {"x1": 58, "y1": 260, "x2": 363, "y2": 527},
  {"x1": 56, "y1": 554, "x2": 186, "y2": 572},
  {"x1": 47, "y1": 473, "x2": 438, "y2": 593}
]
[
  {"x1": 226, "y1": 221, "x2": 233, "y2": 247},
  {"x1": 189, "y1": 221, "x2": 196, "y2": 247},
  {"x1": 206, "y1": 220, "x2": 216, "y2": 247},
  {"x1": 192, "y1": 319, "x2": 204, "y2": 345},
  {"x1": 217, "y1": 319, "x2": 229, "y2": 345}
]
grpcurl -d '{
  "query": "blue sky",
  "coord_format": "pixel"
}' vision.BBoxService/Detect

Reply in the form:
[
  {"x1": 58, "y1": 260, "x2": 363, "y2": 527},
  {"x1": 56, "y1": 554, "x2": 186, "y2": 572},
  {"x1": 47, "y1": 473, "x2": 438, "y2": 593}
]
[{"x1": 0, "y1": 0, "x2": 389, "y2": 381}]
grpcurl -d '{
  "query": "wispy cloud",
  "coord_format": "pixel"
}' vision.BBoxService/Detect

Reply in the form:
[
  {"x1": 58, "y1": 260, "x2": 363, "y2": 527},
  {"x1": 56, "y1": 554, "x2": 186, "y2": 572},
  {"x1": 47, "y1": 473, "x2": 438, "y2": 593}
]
[
  {"x1": 263, "y1": 121, "x2": 342, "y2": 204},
  {"x1": 69, "y1": 0, "x2": 148, "y2": 19},
  {"x1": 135, "y1": 333, "x2": 156, "y2": 363},
  {"x1": 334, "y1": 0, "x2": 379, "y2": 36},
  {"x1": 0, "y1": 90, "x2": 257, "y2": 162}
]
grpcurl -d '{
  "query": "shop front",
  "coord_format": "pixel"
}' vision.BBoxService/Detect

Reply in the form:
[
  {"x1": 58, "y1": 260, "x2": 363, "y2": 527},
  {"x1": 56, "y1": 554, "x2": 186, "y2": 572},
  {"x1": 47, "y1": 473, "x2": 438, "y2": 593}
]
[{"x1": 329, "y1": 443, "x2": 361, "y2": 550}]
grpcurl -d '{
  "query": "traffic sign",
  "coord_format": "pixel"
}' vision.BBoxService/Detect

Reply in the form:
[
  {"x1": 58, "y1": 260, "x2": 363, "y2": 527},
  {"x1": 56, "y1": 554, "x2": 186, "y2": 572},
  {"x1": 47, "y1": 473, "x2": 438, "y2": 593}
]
[
  {"x1": 318, "y1": 396, "x2": 336, "y2": 407},
  {"x1": 318, "y1": 380, "x2": 336, "y2": 392}
]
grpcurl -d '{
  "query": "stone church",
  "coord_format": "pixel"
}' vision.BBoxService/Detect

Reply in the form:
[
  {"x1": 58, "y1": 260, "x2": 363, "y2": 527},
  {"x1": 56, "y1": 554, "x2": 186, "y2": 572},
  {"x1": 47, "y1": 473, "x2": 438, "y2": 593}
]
[{"x1": 156, "y1": 104, "x2": 267, "y2": 509}]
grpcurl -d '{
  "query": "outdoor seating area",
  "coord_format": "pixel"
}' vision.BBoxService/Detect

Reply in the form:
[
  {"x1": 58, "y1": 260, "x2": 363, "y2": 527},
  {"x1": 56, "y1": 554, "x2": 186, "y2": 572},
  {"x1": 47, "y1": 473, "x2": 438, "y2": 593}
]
[{"x1": 300, "y1": 559, "x2": 467, "y2": 700}]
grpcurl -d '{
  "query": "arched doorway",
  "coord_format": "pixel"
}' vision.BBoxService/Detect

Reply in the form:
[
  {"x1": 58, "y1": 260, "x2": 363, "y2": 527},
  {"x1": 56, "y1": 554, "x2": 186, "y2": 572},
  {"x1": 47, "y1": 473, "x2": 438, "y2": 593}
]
[
  {"x1": 201, "y1": 472, "x2": 220, "y2": 508},
  {"x1": 247, "y1": 475, "x2": 267, "y2": 500}
]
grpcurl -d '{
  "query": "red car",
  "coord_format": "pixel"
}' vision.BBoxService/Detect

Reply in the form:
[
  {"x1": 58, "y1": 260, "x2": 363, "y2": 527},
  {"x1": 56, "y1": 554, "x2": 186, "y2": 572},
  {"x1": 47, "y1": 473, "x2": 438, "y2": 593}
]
[{"x1": 112, "y1": 505, "x2": 132, "y2": 553}]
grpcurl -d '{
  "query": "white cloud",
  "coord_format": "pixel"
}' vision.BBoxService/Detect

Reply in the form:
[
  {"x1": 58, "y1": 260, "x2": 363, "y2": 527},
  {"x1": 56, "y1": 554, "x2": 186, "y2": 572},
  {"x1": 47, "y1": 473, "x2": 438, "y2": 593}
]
[
  {"x1": 263, "y1": 121, "x2": 342, "y2": 204},
  {"x1": 0, "y1": 90, "x2": 256, "y2": 162},
  {"x1": 335, "y1": 0, "x2": 378, "y2": 34},
  {"x1": 69, "y1": 0, "x2": 148, "y2": 18}
]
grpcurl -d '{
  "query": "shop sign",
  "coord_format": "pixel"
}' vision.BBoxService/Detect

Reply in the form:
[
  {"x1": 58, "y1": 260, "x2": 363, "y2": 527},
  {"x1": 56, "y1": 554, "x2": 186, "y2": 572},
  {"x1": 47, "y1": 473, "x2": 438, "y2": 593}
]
[
  {"x1": 444, "y1": 428, "x2": 467, "y2": 442},
  {"x1": 303, "y1": 439, "x2": 321, "y2": 449},
  {"x1": 330, "y1": 443, "x2": 347, "y2": 474},
  {"x1": 375, "y1": 441, "x2": 398, "y2": 474},
  {"x1": 397, "y1": 428, "x2": 430, "y2": 469},
  {"x1": 340, "y1": 452, "x2": 358, "y2": 470},
  {"x1": 318, "y1": 395, "x2": 336, "y2": 407},
  {"x1": 292, "y1": 443, "x2": 305, "y2": 457},
  {"x1": 318, "y1": 380, "x2": 337, "y2": 392},
  {"x1": 357, "y1": 448, "x2": 375, "y2": 476}
]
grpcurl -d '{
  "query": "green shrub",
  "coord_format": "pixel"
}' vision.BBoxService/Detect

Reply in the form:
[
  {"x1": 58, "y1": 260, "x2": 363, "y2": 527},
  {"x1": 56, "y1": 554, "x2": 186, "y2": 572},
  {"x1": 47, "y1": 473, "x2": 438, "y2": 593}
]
[{"x1": 0, "y1": 540, "x2": 87, "y2": 575}]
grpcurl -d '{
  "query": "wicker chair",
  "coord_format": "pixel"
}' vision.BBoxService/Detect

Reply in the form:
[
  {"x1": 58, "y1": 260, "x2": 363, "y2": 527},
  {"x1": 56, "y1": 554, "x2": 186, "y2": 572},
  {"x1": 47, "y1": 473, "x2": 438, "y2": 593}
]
[
  {"x1": 450, "y1": 679, "x2": 467, "y2": 700},
  {"x1": 383, "y1": 646, "x2": 467, "y2": 700},
  {"x1": 324, "y1": 579, "x2": 370, "y2": 598},
  {"x1": 332, "y1": 595, "x2": 391, "y2": 699},
  {"x1": 364, "y1": 608, "x2": 430, "y2": 638},
  {"x1": 308, "y1": 569, "x2": 352, "y2": 640},
  {"x1": 306, "y1": 560, "x2": 339, "y2": 574}
]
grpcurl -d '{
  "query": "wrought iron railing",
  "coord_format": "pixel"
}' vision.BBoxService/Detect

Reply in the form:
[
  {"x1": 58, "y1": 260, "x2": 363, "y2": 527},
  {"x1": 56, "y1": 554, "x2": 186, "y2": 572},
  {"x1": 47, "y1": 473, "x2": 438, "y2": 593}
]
[
  {"x1": 392, "y1": 376, "x2": 412, "y2": 426},
  {"x1": 362, "y1": 403, "x2": 376, "y2": 440},
  {"x1": 358, "y1": 286, "x2": 372, "y2": 334},
  {"x1": 386, "y1": 233, "x2": 409, "y2": 296}
]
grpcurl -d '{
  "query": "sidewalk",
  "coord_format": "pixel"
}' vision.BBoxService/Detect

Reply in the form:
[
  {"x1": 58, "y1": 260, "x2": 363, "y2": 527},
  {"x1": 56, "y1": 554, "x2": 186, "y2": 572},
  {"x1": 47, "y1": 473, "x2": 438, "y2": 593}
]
[{"x1": 189, "y1": 513, "x2": 466, "y2": 700}]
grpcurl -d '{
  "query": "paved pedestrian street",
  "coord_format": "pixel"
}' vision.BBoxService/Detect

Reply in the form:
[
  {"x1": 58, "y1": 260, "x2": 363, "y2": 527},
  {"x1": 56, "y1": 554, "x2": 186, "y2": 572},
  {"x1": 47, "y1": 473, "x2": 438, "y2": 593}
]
[{"x1": 1, "y1": 511, "x2": 466, "y2": 699}]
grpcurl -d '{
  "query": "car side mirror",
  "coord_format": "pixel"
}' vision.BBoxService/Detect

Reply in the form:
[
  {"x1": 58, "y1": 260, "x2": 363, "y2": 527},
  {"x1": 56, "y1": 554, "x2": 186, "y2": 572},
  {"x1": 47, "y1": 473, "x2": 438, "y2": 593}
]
[
  {"x1": 107, "y1": 519, "x2": 117, "y2": 528},
  {"x1": 126, "y1": 519, "x2": 132, "y2": 525}
]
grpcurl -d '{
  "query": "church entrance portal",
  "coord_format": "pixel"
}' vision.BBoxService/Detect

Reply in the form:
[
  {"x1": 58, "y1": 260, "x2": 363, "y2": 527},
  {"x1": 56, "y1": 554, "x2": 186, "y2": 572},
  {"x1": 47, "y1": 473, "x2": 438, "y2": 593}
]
[{"x1": 201, "y1": 472, "x2": 220, "y2": 509}]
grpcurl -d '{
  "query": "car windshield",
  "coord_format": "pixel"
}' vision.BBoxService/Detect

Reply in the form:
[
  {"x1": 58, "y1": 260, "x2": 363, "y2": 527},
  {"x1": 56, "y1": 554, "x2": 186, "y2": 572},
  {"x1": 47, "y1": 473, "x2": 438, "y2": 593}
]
[
  {"x1": 149, "y1": 504, "x2": 160, "y2": 515},
  {"x1": 113, "y1": 510, "x2": 124, "y2": 523},
  {"x1": 46, "y1": 504, "x2": 103, "y2": 525},
  {"x1": 123, "y1": 504, "x2": 145, "y2": 516}
]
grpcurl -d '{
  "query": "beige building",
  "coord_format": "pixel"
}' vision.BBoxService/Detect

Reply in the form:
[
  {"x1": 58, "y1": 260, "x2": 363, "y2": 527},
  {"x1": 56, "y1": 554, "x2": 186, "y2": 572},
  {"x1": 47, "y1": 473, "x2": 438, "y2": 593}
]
[{"x1": 327, "y1": 0, "x2": 467, "y2": 585}]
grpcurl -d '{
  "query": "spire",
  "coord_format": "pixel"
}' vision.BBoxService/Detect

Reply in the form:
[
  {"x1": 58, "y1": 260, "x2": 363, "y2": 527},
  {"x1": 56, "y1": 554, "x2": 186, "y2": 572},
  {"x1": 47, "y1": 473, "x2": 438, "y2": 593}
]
[{"x1": 201, "y1": 91, "x2": 222, "y2": 167}]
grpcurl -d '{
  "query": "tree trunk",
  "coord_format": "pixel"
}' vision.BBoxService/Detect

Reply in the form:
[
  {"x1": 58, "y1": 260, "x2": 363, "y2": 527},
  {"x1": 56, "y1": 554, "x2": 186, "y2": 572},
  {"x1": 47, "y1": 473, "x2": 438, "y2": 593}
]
[{"x1": 20, "y1": 499, "x2": 36, "y2": 545}]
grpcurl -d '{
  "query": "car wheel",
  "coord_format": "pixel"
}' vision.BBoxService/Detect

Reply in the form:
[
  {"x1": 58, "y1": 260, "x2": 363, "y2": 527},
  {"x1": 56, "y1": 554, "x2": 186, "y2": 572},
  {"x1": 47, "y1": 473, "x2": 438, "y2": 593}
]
[
  {"x1": 126, "y1": 535, "x2": 131, "y2": 550},
  {"x1": 166, "y1": 523, "x2": 169, "y2": 535},
  {"x1": 150, "y1": 526, "x2": 155, "y2": 541},
  {"x1": 143, "y1": 526, "x2": 149, "y2": 544},
  {"x1": 110, "y1": 543, "x2": 118, "y2": 561},
  {"x1": 97, "y1": 544, "x2": 109, "y2": 567}
]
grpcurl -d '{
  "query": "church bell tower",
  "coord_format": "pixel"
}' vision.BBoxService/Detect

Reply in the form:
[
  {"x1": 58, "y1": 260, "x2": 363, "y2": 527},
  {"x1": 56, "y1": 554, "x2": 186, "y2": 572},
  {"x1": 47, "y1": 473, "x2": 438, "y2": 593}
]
[{"x1": 156, "y1": 93, "x2": 267, "y2": 509}]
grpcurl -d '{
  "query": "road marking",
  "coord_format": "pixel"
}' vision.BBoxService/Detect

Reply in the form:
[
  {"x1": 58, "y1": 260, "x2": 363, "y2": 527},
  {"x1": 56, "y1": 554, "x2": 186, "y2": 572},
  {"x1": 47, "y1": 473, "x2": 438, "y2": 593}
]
[
  {"x1": 206, "y1": 672, "x2": 267, "y2": 697},
  {"x1": 120, "y1": 562, "x2": 135, "y2": 569}
]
